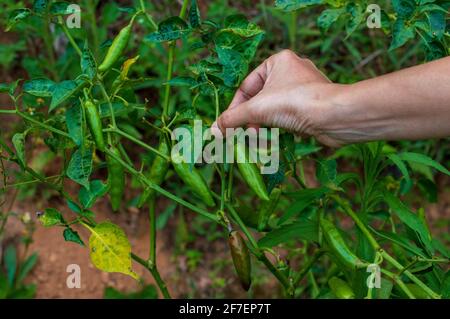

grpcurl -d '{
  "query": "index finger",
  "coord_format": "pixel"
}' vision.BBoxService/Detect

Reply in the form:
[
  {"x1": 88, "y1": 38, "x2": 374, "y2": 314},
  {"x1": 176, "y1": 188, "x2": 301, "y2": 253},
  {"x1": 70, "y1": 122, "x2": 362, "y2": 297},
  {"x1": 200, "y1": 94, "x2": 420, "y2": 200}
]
[{"x1": 228, "y1": 60, "x2": 268, "y2": 110}]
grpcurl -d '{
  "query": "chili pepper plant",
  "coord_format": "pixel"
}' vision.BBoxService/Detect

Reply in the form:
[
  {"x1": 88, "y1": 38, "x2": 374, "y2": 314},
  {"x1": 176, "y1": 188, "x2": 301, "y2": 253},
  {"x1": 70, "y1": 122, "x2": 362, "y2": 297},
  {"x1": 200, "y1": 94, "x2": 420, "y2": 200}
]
[{"x1": 0, "y1": 0, "x2": 449, "y2": 299}]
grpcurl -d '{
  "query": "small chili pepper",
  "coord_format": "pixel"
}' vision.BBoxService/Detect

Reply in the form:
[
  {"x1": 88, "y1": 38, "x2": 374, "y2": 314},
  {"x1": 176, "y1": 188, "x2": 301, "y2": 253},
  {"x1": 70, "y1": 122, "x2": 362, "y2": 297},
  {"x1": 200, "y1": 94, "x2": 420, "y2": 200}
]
[
  {"x1": 328, "y1": 277, "x2": 355, "y2": 299},
  {"x1": 83, "y1": 99, "x2": 105, "y2": 152},
  {"x1": 320, "y1": 218, "x2": 366, "y2": 270}
]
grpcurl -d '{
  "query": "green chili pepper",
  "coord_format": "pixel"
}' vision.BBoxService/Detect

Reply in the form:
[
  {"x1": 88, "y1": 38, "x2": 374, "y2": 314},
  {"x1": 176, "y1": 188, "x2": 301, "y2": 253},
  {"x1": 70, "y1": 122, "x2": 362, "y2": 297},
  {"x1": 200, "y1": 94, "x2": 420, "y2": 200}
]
[
  {"x1": 98, "y1": 20, "x2": 134, "y2": 73},
  {"x1": 235, "y1": 142, "x2": 269, "y2": 201},
  {"x1": 328, "y1": 277, "x2": 355, "y2": 299},
  {"x1": 138, "y1": 138, "x2": 170, "y2": 207},
  {"x1": 228, "y1": 230, "x2": 252, "y2": 291},
  {"x1": 320, "y1": 218, "x2": 366, "y2": 270},
  {"x1": 172, "y1": 153, "x2": 215, "y2": 207},
  {"x1": 257, "y1": 187, "x2": 281, "y2": 232},
  {"x1": 107, "y1": 146, "x2": 125, "y2": 212},
  {"x1": 83, "y1": 100, "x2": 105, "y2": 152}
]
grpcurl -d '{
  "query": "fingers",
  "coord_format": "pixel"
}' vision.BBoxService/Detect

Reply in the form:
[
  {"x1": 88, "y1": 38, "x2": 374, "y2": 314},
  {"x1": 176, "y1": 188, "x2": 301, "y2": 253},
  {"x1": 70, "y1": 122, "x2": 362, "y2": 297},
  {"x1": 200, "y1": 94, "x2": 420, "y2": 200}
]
[{"x1": 228, "y1": 61, "x2": 268, "y2": 110}]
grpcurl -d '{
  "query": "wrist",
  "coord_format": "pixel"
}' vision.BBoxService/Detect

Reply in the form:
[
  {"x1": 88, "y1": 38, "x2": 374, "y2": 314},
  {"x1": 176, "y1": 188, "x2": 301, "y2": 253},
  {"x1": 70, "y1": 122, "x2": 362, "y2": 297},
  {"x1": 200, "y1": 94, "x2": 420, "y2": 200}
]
[{"x1": 311, "y1": 82, "x2": 387, "y2": 146}]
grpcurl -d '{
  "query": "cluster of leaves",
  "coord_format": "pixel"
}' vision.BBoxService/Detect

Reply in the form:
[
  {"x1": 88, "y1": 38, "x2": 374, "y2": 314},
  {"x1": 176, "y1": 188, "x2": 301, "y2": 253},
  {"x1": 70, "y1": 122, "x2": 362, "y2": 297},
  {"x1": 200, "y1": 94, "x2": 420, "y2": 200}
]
[{"x1": 275, "y1": 0, "x2": 449, "y2": 60}]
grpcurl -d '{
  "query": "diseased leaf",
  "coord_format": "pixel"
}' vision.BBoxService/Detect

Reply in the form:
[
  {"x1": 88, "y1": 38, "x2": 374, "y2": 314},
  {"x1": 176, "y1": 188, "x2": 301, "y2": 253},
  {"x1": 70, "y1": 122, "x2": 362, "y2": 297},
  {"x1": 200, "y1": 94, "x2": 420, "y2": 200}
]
[
  {"x1": 189, "y1": 0, "x2": 201, "y2": 28},
  {"x1": 23, "y1": 78, "x2": 55, "y2": 97},
  {"x1": 65, "y1": 103, "x2": 83, "y2": 147},
  {"x1": 389, "y1": 18, "x2": 415, "y2": 50},
  {"x1": 392, "y1": 0, "x2": 416, "y2": 18},
  {"x1": 86, "y1": 221, "x2": 138, "y2": 280},
  {"x1": 345, "y1": 3, "x2": 364, "y2": 36},
  {"x1": 317, "y1": 8, "x2": 344, "y2": 31},
  {"x1": 81, "y1": 44, "x2": 97, "y2": 80},
  {"x1": 216, "y1": 47, "x2": 248, "y2": 87},
  {"x1": 145, "y1": 16, "x2": 190, "y2": 42},
  {"x1": 67, "y1": 147, "x2": 93, "y2": 190},
  {"x1": 6, "y1": 9, "x2": 31, "y2": 32},
  {"x1": 398, "y1": 152, "x2": 450, "y2": 176},
  {"x1": 38, "y1": 208, "x2": 65, "y2": 227},
  {"x1": 275, "y1": 0, "x2": 324, "y2": 11},
  {"x1": 33, "y1": 0, "x2": 48, "y2": 13},
  {"x1": 219, "y1": 14, "x2": 264, "y2": 37},
  {"x1": 63, "y1": 227, "x2": 85, "y2": 246},
  {"x1": 50, "y1": 79, "x2": 86, "y2": 112},
  {"x1": 259, "y1": 217, "x2": 318, "y2": 247}
]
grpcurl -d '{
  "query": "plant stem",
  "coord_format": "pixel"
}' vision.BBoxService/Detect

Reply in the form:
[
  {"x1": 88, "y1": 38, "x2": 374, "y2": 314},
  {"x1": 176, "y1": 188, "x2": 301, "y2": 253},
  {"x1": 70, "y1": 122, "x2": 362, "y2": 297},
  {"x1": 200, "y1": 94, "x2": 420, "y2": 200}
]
[
  {"x1": 58, "y1": 17, "x2": 82, "y2": 57},
  {"x1": 131, "y1": 253, "x2": 171, "y2": 299},
  {"x1": 381, "y1": 269, "x2": 415, "y2": 299},
  {"x1": 148, "y1": 197, "x2": 157, "y2": 264},
  {"x1": 139, "y1": 0, "x2": 158, "y2": 30},
  {"x1": 105, "y1": 127, "x2": 170, "y2": 161},
  {"x1": 10, "y1": 111, "x2": 71, "y2": 139},
  {"x1": 161, "y1": 0, "x2": 190, "y2": 121}
]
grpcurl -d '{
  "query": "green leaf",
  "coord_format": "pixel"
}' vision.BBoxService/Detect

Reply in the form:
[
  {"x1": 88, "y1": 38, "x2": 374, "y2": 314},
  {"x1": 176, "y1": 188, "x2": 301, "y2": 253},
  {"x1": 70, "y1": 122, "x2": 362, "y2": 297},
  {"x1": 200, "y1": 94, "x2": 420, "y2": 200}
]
[
  {"x1": 370, "y1": 227, "x2": 427, "y2": 257},
  {"x1": 431, "y1": 239, "x2": 449, "y2": 258},
  {"x1": 317, "y1": 8, "x2": 344, "y2": 31},
  {"x1": 389, "y1": 19, "x2": 415, "y2": 50},
  {"x1": 441, "y1": 271, "x2": 450, "y2": 298},
  {"x1": 345, "y1": 3, "x2": 364, "y2": 36},
  {"x1": 216, "y1": 47, "x2": 248, "y2": 87},
  {"x1": 38, "y1": 208, "x2": 65, "y2": 227},
  {"x1": 384, "y1": 193, "x2": 434, "y2": 255},
  {"x1": 6, "y1": 9, "x2": 31, "y2": 32},
  {"x1": 85, "y1": 221, "x2": 138, "y2": 280},
  {"x1": 167, "y1": 76, "x2": 198, "y2": 88},
  {"x1": 67, "y1": 147, "x2": 93, "y2": 190},
  {"x1": 392, "y1": 0, "x2": 416, "y2": 18},
  {"x1": 233, "y1": 32, "x2": 265, "y2": 62},
  {"x1": 17, "y1": 253, "x2": 38, "y2": 283},
  {"x1": 144, "y1": 16, "x2": 190, "y2": 42},
  {"x1": 316, "y1": 159, "x2": 337, "y2": 186},
  {"x1": 0, "y1": 83, "x2": 10, "y2": 93},
  {"x1": 427, "y1": 11, "x2": 445, "y2": 39},
  {"x1": 81, "y1": 44, "x2": 97, "y2": 80},
  {"x1": 374, "y1": 277, "x2": 394, "y2": 299},
  {"x1": 279, "y1": 187, "x2": 328, "y2": 225},
  {"x1": 50, "y1": 2, "x2": 72, "y2": 15},
  {"x1": 50, "y1": 79, "x2": 86, "y2": 112},
  {"x1": 259, "y1": 217, "x2": 318, "y2": 247},
  {"x1": 12, "y1": 133, "x2": 26, "y2": 167},
  {"x1": 63, "y1": 227, "x2": 85, "y2": 246},
  {"x1": 275, "y1": 0, "x2": 324, "y2": 11},
  {"x1": 79, "y1": 179, "x2": 108, "y2": 209},
  {"x1": 4, "y1": 245, "x2": 17, "y2": 286},
  {"x1": 33, "y1": 0, "x2": 48, "y2": 13},
  {"x1": 104, "y1": 284, "x2": 158, "y2": 299},
  {"x1": 23, "y1": 78, "x2": 55, "y2": 97},
  {"x1": 65, "y1": 103, "x2": 83, "y2": 147},
  {"x1": 66, "y1": 198, "x2": 82, "y2": 214},
  {"x1": 397, "y1": 152, "x2": 450, "y2": 176},
  {"x1": 189, "y1": 0, "x2": 201, "y2": 28}
]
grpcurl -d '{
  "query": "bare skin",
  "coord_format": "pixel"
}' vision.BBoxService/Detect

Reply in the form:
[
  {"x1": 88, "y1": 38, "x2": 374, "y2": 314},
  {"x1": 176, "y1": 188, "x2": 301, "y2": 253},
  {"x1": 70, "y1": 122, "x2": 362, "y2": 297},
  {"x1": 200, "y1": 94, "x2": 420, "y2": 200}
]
[{"x1": 212, "y1": 49, "x2": 450, "y2": 147}]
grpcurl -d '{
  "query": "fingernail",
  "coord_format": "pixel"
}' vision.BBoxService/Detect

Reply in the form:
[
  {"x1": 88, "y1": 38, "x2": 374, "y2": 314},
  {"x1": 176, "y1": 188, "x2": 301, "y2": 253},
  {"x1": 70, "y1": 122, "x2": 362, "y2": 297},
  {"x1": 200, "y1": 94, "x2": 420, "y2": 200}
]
[{"x1": 211, "y1": 121, "x2": 223, "y2": 139}]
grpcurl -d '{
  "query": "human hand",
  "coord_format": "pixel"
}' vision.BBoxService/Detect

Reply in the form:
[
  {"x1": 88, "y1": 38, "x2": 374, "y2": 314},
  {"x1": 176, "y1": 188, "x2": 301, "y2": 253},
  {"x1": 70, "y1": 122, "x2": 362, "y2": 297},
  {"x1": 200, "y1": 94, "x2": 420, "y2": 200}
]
[{"x1": 212, "y1": 49, "x2": 343, "y2": 147}]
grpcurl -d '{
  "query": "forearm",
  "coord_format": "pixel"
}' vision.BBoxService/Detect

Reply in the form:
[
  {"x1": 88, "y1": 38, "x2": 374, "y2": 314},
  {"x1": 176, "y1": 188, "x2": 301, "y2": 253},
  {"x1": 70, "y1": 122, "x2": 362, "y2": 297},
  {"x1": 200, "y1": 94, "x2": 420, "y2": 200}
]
[{"x1": 317, "y1": 57, "x2": 450, "y2": 145}]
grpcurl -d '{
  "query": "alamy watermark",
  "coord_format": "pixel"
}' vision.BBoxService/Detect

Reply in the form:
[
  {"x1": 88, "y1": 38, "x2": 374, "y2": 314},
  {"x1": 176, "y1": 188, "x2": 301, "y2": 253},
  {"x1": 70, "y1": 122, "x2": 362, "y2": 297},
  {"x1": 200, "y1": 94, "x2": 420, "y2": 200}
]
[
  {"x1": 366, "y1": 4, "x2": 381, "y2": 29},
  {"x1": 171, "y1": 120, "x2": 280, "y2": 174},
  {"x1": 366, "y1": 264, "x2": 381, "y2": 289}
]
